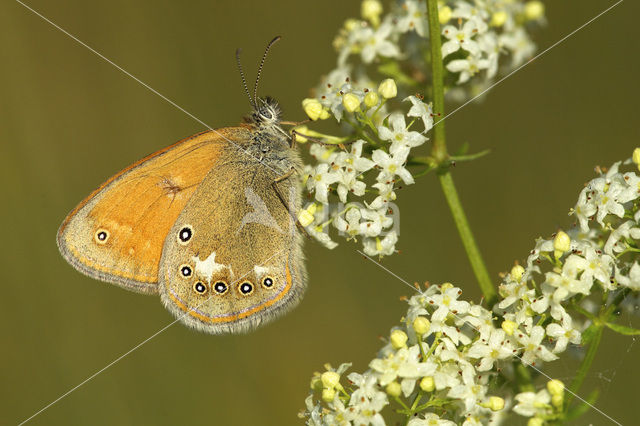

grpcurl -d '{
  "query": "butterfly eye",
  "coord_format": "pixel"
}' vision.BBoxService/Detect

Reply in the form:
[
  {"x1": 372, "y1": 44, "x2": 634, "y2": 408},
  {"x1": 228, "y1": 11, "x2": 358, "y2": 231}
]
[
  {"x1": 193, "y1": 281, "x2": 207, "y2": 294},
  {"x1": 213, "y1": 281, "x2": 228, "y2": 294},
  {"x1": 94, "y1": 229, "x2": 110, "y2": 244},
  {"x1": 262, "y1": 276, "x2": 274, "y2": 288},
  {"x1": 239, "y1": 281, "x2": 254, "y2": 295},
  {"x1": 179, "y1": 264, "x2": 192, "y2": 278},
  {"x1": 260, "y1": 109, "x2": 272, "y2": 120},
  {"x1": 177, "y1": 225, "x2": 193, "y2": 244}
]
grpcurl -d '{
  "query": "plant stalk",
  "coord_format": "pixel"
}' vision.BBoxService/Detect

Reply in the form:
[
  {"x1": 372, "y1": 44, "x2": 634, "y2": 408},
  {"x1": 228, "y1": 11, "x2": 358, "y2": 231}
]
[{"x1": 425, "y1": 0, "x2": 497, "y2": 305}]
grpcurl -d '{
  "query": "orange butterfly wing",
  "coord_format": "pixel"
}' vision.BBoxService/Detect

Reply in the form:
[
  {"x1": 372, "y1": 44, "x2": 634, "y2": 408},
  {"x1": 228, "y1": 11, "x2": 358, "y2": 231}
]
[{"x1": 57, "y1": 129, "x2": 234, "y2": 293}]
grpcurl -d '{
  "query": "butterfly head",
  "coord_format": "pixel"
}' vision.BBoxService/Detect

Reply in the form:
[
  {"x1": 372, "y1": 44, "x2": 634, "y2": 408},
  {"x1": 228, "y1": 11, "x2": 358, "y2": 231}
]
[{"x1": 249, "y1": 96, "x2": 282, "y2": 130}]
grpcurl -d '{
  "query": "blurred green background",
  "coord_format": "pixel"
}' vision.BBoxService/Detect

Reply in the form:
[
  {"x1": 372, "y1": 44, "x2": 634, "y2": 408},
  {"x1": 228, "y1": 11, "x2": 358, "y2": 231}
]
[{"x1": 1, "y1": 0, "x2": 638, "y2": 425}]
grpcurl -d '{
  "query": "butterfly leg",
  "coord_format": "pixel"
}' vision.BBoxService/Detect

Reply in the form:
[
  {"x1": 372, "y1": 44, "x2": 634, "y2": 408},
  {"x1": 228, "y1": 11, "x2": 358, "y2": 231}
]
[{"x1": 271, "y1": 169, "x2": 310, "y2": 238}]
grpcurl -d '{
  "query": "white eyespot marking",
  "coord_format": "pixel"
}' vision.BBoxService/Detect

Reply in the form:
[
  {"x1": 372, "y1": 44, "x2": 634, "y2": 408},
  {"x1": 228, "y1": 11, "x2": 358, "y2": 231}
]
[
  {"x1": 94, "y1": 229, "x2": 109, "y2": 245},
  {"x1": 191, "y1": 252, "x2": 228, "y2": 284},
  {"x1": 179, "y1": 264, "x2": 192, "y2": 279},
  {"x1": 262, "y1": 276, "x2": 274, "y2": 288},
  {"x1": 213, "y1": 281, "x2": 228, "y2": 294},
  {"x1": 193, "y1": 281, "x2": 207, "y2": 294},
  {"x1": 177, "y1": 225, "x2": 193, "y2": 245},
  {"x1": 239, "y1": 281, "x2": 254, "y2": 295}
]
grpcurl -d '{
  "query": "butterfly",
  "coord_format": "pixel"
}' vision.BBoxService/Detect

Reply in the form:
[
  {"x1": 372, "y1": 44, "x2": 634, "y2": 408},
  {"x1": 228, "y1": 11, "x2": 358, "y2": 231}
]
[{"x1": 57, "y1": 37, "x2": 307, "y2": 334}]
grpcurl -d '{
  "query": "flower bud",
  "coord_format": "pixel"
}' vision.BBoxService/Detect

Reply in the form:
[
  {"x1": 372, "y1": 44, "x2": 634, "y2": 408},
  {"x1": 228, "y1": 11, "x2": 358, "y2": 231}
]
[
  {"x1": 342, "y1": 93, "x2": 361, "y2": 113},
  {"x1": 511, "y1": 264, "x2": 525, "y2": 282},
  {"x1": 413, "y1": 316, "x2": 431, "y2": 335},
  {"x1": 501, "y1": 320, "x2": 517, "y2": 336},
  {"x1": 310, "y1": 375, "x2": 323, "y2": 391},
  {"x1": 364, "y1": 91, "x2": 380, "y2": 108},
  {"x1": 361, "y1": 0, "x2": 383, "y2": 26},
  {"x1": 298, "y1": 204, "x2": 317, "y2": 227},
  {"x1": 344, "y1": 18, "x2": 360, "y2": 32},
  {"x1": 302, "y1": 98, "x2": 329, "y2": 121},
  {"x1": 378, "y1": 79, "x2": 397, "y2": 99},
  {"x1": 527, "y1": 418, "x2": 544, "y2": 426},
  {"x1": 439, "y1": 5, "x2": 452, "y2": 24},
  {"x1": 441, "y1": 282, "x2": 454, "y2": 291},
  {"x1": 547, "y1": 379, "x2": 564, "y2": 396},
  {"x1": 321, "y1": 387, "x2": 336, "y2": 402},
  {"x1": 419, "y1": 376, "x2": 435, "y2": 392},
  {"x1": 633, "y1": 148, "x2": 640, "y2": 171},
  {"x1": 553, "y1": 231, "x2": 570, "y2": 259},
  {"x1": 293, "y1": 125, "x2": 309, "y2": 143},
  {"x1": 551, "y1": 393, "x2": 564, "y2": 408},
  {"x1": 524, "y1": 1, "x2": 545, "y2": 20},
  {"x1": 484, "y1": 396, "x2": 505, "y2": 411},
  {"x1": 321, "y1": 371, "x2": 340, "y2": 389},
  {"x1": 491, "y1": 11, "x2": 507, "y2": 27},
  {"x1": 390, "y1": 329, "x2": 408, "y2": 349},
  {"x1": 386, "y1": 381, "x2": 401, "y2": 397}
]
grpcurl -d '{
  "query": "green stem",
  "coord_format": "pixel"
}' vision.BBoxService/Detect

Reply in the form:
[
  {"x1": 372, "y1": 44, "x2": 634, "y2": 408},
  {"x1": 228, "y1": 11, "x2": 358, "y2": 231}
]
[
  {"x1": 566, "y1": 325, "x2": 603, "y2": 408},
  {"x1": 566, "y1": 288, "x2": 630, "y2": 409},
  {"x1": 426, "y1": 0, "x2": 496, "y2": 305},
  {"x1": 425, "y1": 0, "x2": 446, "y2": 163},
  {"x1": 439, "y1": 173, "x2": 497, "y2": 305}
]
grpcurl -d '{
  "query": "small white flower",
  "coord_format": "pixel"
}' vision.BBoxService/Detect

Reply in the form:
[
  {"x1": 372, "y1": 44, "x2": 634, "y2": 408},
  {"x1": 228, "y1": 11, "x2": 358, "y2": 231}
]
[
  {"x1": 500, "y1": 27, "x2": 536, "y2": 66},
  {"x1": 396, "y1": 0, "x2": 428, "y2": 37},
  {"x1": 309, "y1": 163, "x2": 339, "y2": 203},
  {"x1": 441, "y1": 20, "x2": 480, "y2": 58},
  {"x1": 370, "y1": 344, "x2": 436, "y2": 390},
  {"x1": 517, "y1": 325, "x2": 558, "y2": 365},
  {"x1": 358, "y1": 21, "x2": 400, "y2": 63},
  {"x1": 446, "y1": 55, "x2": 490, "y2": 84},
  {"x1": 513, "y1": 389, "x2": 551, "y2": 417},
  {"x1": 360, "y1": 207, "x2": 393, "y2": 237},
  {"x1": 451, "y1": 2, "x2": 489, "y2": 34},
  {"x1": 408, "y1": 413, "x2": 457, "y2": 426},
  {"x1": 372, "y1": 148, "x2": 415, "y2": 185},
  {"x1": 404, "y1": 95, "x2": 434, "y2": 133},
  {"x1": 546, "y1": 315, "x2": 581, "y2": 353},
  {"x1": 308, "y1": 225, "x2": 338, "y2": 250},
  {"x1": 426, "y1": 285, "x2": 470, "y2": 322},
  {"x1": 616, "y1": 262, "x2": 640, "y2": 290},
  {"x1": 378, "y1": 113, "x2": 428, "y2": 155},
  {"x1": 338, "y1": 140, "x2": 375, "y2": 171},
  {"x1": 368, "y1": 181, "x2": 397, "y2": 210},
  {"x1": 448, "y1": 377, "x2": 488, "y2": 413},
  {"x1": 467, "y1": 328, "x2": 515, "y2": 371},
  {"x1": 363, "y1": 231, "x2": 398, "y2": 256}
]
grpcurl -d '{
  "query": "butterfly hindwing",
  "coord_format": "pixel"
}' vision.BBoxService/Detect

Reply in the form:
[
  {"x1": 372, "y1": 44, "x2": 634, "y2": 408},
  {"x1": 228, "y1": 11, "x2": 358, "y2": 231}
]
[
  {"x1": 57, "y1": 130, "x2": 232, "y2": 293},
  {"x1": 158, "y1": 128, "x2": 306, "y2": 334}
]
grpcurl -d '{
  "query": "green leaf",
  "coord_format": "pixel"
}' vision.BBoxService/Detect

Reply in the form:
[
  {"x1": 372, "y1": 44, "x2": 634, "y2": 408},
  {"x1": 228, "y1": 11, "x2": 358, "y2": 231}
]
[
  {"x1": 604, "y1": 321, "x2": 640, "y2": 335},
  {"x1": 453, "y1": 141, "x2": 470, "y2": 156},
  {"x1": 450, "y1": 149, "x2": 491, "y2": 163}
]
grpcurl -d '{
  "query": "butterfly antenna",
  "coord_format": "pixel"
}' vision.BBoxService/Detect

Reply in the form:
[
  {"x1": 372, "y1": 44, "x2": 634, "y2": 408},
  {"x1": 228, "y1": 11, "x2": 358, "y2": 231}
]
[
  {"x1": 235, "y1": 47, "x2": 254, "y2": 107},
  {"x1": 253, "y1": 35, "x2": 281, "y2": 104}
]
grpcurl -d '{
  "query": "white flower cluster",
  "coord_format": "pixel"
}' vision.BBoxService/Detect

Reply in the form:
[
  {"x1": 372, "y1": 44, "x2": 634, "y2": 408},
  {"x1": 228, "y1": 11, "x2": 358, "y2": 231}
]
[
  {"x1": 297, "y1": 0, "x2": 544, "y2": 257},
  {"x1": 440, "y1": 0, "x2": 544, "y2": 86},
  {"x1": 301, "y1": 150, "x2": 640, "y2": 425},
  {"x1": 299, "y1": 85, "x2": 433, "y2": 256}
]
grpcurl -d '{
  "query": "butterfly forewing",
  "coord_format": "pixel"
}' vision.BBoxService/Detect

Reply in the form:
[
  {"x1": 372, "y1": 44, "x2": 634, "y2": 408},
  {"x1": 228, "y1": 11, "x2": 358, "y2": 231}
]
[{"x1": 57, "y1": 130, "x2": 229, "y2": 293}]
